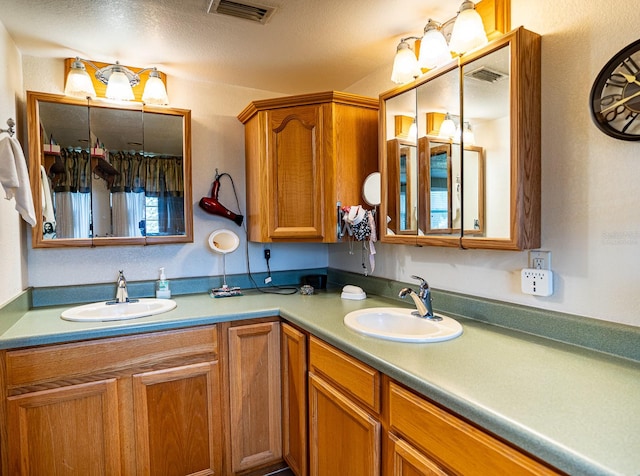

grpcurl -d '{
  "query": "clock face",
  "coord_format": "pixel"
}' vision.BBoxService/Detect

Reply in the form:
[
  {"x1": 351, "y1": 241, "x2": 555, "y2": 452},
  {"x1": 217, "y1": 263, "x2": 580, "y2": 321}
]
[{"x1": 590, "y1": 38, "x2": 640, "y2": 140}]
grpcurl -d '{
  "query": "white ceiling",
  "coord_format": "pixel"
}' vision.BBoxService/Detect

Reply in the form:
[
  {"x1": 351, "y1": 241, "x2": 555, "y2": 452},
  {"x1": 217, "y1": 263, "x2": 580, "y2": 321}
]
[{"x1": 0, "y1": 0, "x2": 464, "y2": 95}]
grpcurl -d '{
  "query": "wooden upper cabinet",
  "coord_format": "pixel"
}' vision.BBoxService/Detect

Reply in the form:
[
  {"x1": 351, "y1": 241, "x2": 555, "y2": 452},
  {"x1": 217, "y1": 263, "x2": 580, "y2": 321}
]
[{"x1": 238, "y1": 91, "x2": 379, "y2": 243}]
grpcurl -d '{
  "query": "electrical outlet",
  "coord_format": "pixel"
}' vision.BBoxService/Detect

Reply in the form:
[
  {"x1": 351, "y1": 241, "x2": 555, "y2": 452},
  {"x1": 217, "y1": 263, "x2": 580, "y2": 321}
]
[
  {"x1": 529, "y1": 250, "x2": 551, "y2": 270},
  {"x1": 264, "y1": 249, "x2": 271, "y2": 260},
  {"x1": 521, "y1": 268, "x2": 553, "y2": 296}
]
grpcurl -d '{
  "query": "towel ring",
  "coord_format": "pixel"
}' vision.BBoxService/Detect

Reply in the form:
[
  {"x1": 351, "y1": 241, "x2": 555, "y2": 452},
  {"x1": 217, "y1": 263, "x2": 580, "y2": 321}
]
[{"x1": 0, "y1": 118, "x2": 15, "y2": 137}]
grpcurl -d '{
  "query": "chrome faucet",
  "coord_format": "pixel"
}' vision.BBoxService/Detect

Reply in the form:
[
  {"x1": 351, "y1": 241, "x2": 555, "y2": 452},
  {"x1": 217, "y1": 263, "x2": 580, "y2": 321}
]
[
  {"x1": 106, "y1": 270, "x2": 139, "y2": 305},
  {"x1": 115, "y1": 270, "x2": 129, "y2": 303},
  {"x1": 399, "y1": 275, "x2": 440, "y2": 320}
]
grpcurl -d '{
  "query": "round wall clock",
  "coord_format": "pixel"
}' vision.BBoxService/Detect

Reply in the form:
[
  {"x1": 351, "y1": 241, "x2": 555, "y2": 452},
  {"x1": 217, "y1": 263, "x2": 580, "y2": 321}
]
[{"x1": 590, "y1": 38, "x2": 640, "y2": 140}]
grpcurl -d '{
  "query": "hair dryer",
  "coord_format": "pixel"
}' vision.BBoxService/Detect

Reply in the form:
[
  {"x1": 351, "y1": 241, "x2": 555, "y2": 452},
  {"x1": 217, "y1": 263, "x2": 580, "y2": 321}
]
[{"x1": 199, "y1": 175, "x2": 244, "y2": 226}]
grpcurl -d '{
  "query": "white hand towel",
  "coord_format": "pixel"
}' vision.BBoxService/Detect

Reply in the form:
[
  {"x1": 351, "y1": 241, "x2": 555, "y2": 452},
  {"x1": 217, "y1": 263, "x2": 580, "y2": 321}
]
[
  {"x1": 0, "y1": 136, "x2": 36, "y2": 226},
  {"x1": 40, "y1": 165, "x2": 55, "y2": 225}
]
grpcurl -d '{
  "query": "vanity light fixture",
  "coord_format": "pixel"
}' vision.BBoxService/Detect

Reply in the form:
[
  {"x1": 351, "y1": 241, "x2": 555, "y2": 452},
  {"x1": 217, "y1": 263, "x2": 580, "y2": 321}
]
[
  {"x1": 63, "y1": 59, "x2": 97, "y2": 99},
  {"x1": 448, "y1": 0, "x2": 488, "y2": 54},
  {"x1": 391, "y1": 37, "x2": 422, "y2": 84},
  {"x1": 64, "y1": 57, "x2": 169, "y2": 105},
  {"x1": 456, "y1": 121, "x2": 476, "y2": 144},
  {"x1": 390, "y1": 0, "x2": 489, "y2": 84},
  {"x1": 408, "y1": 117, "x2": 418, "y2": 140},
  {"x1": 417, "y1": 19, "x2": 452, "y2": 70},
  {"x1": 438, "y1": 112, "x2": 457, "y2": 139},
  {"x1": 462, "y1": 122, "x2": 475, "y2": 144}
]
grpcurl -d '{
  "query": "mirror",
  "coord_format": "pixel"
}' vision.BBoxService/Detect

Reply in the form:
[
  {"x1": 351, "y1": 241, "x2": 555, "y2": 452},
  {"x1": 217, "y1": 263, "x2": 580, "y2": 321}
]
[
  {"x1": 418, "y1": 138, "x2": 485, "y2": 235},
  {"x1": 461, "y1": 43, "x2": 510, "y2": 240},
  {"x1": 362, "y1": 172, "x2": 381, "y2": 207},
  {"x1": 27, "y1": 91, "x2": 193, "y2": 247},
  {"x1": 386, "y1": 139, "x2": 417, "y2": 234},
  {"x1": 461, "y1": 44, "x2": 512, "y2": 239},
  {"x1": 380, "y1": 37, "x2": 519, "y2": 248}
]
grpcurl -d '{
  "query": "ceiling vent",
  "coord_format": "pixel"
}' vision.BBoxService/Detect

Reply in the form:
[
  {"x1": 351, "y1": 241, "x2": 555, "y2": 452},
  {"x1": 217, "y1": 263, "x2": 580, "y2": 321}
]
[
  {"x1": 464, "y1": 66, "x2": 508, "y2": 83},
  {"x1": 207, "y1": 0, "x2": 276, "y2": 24}
]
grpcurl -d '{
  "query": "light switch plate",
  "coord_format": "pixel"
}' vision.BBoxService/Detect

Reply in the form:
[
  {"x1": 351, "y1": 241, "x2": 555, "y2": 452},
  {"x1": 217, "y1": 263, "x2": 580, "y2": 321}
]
[{"x1": 521, "y1": 268, "x2": 554, "y2": 296}]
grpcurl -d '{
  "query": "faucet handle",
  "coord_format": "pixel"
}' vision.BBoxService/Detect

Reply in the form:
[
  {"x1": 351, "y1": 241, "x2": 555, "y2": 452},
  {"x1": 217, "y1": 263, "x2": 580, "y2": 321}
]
[{"x1": 410, "y1": 275, "x2": 429, "y2": 289}]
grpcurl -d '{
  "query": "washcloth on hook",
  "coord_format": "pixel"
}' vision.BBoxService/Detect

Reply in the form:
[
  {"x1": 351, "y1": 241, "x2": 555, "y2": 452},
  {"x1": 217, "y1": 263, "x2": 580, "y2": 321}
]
[{"x1": 0, "y1": 136, "x2": 36, "y2": 226}]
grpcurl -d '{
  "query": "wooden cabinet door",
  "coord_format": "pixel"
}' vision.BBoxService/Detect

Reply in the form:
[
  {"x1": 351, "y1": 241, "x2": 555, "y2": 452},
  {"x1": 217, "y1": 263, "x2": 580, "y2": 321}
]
[
  {"x1": 228, "y1": 321, "x2": 282, "y2": 473},
  {"x1": 267, "y1": 104, "x2": 325, "y2": 240},
  {"x1": 281, "y1": 323, "x2": 308, "y2": 476},
  {"x1": 132, "y1": 361, "x2": 223, "y2": 476},
  {"x1": 7, "y1": 379, "x2": 122, "y2": 475},
  {"x1": 309, "y1": 372, "x2": 380, "y2": 476},
  {"x1": 386, "y1": 433, "x2": 447, "y2": 476}
]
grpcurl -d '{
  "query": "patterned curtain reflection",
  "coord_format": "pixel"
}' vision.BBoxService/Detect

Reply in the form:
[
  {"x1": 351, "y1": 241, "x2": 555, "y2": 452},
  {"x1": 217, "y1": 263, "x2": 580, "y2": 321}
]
[
  {"x1": 48, "y1": 148, "x2": 92, "y2": 238},
  {"x1": 109, "y1": 152, "x2": 184, "y2": 236}
]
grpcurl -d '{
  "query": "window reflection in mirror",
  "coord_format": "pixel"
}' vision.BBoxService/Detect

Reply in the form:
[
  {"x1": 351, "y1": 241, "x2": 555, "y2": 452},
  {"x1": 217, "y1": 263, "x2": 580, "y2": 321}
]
[
  {"x1": 27, "y1": 91, "x2": 193, "y2": 248},
  {"x1": 90, "y1": 106, "x2": 144, "y2": 238}
]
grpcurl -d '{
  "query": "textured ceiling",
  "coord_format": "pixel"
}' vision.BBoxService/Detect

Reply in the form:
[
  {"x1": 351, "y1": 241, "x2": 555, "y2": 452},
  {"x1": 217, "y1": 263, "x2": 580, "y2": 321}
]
[{"x1": 0, "y1": 0, "x2": 462, "y2": 94}]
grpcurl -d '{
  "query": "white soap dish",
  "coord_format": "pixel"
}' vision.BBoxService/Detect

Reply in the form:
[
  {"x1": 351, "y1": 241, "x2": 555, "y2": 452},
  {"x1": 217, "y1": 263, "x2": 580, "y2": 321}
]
[{"x1": 341, "y1": 285, "x2": 366, "y2": 300}]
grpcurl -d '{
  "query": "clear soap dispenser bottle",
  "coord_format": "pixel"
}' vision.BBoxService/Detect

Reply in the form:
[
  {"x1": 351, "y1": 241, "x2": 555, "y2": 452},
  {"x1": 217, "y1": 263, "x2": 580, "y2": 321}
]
[{"x1": 156, "y1": 267, "x2": 171, "y2": 299}]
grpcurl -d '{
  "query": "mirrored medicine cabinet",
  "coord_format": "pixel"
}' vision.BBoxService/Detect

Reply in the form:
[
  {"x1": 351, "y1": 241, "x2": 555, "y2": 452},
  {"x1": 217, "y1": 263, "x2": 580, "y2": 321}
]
[
  {"x1": 27, "y1": 91, "x2": 193, "y2": 248},
  {"x1": 380, "y1": 27, "x2": 541, "y2": 250}
]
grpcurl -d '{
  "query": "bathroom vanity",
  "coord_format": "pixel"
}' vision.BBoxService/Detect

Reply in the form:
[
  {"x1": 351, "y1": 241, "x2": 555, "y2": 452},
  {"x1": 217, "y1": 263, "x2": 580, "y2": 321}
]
[{"x1": 0, "y1": 290, "x2": 638, "y2": 475}]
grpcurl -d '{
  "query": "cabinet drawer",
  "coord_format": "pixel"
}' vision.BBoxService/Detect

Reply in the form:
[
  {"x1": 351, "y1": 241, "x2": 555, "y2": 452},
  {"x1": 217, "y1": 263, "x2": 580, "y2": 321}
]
[
  {"x1": 388, "y1": 381, "x2": 559, "y2": 475},
  {"x1": 309, "y1": 336, "x2": 380, "y2": 413},
  {"x1": 6, "y1": 325, "x2": 218, "y2": 391}
]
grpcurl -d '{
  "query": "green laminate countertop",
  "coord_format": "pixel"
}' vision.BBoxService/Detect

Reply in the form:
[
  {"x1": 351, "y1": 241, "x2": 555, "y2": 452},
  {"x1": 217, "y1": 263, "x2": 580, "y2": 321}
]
[{"x1": 1, "y1": 290, "x2": 639, "y2": 476}]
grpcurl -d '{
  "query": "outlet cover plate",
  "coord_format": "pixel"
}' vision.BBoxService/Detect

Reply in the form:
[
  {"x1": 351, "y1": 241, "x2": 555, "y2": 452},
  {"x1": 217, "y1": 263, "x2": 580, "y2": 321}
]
[{"x1": 521, "y1": 268, "x2": 553, "y2": 296}]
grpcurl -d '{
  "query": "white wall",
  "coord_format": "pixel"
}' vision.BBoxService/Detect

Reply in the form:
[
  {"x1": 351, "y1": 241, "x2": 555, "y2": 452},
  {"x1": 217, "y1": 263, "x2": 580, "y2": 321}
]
[
  {"x1": 0, "y1": 23, "x2": 26, "y2": 307},
  {"x1": 334, "y1": 0, "x2": 640, "y2": 327},
  {"x1": 23, "y1": 59, "x2": 328, "y2": 287}
]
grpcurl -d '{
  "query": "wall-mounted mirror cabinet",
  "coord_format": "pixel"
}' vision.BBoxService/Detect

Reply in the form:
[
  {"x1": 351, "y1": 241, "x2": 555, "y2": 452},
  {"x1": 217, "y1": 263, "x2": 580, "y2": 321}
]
[
  {"x1": 27, "y1": 91, "x2": 193, "y2": 248},
  {"x1": 380, "y1": 27, "x2": 540, "y2": 250}
]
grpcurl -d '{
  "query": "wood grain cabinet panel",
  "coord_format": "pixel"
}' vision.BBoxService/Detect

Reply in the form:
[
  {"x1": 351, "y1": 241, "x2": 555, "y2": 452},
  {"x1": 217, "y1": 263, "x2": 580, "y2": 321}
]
[
  {"x1": 309, "y1": 373, "x2": 380, "y2": 476},
  {"x1": 133, "y1": 362, "x2": 223, "y2": 476},
  {"x1": 387, "y1": 381, "x2": 560, "y2": 475},
  {"x1": 387, "y1": 433, "x2": 448, "y2": 476},
  {"x1": 227, "y1": 321, "x2": 282, "y2": 473},
  {"x1": 309, "y1": 336, "x2": 380, "y2": 413},
  {"x1": 1, "y1": 325, "x2": 221, "y2": 475},
  {"x1": 6, "y1": 379, "x2": 122, "y2": 475},
  {"x1": 281, "y1": 323, "x2": 308, "y2": 476},
  {"x1": 308, "y1": 337, "x2": 381, "y2": 476}
]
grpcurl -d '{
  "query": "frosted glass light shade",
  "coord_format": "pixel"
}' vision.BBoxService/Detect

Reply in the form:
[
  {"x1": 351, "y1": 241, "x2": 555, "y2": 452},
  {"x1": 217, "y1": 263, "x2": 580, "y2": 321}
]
[
  {"x1": 105, "y1": 70, "x2": 135, "y2": 101},
  {"x1": 142, "y1": 71, "x2": 169, "y2": 105},
  {"x1": 391, "y1": 41, "x2": 421, "y2": 84},
  {"x1": 462, "y1": 122, "x2": 475, "y2": 144},
  {"x1": 449, "y1": 0, "x2": 488, "y2": 54},
  {"x1": 438, "y1": 113, "x2": 457, "y2": 139},
  {"x1": 418, "y1": 24, "x2": 451, "y2": 69},
  {"x1": 64, "y1": 62, "x2": 96, "y2": 99}
]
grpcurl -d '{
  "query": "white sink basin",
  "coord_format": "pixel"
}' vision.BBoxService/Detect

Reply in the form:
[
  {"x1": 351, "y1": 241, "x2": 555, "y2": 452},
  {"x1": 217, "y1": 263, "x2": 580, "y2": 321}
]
[
  {"x1": 344, "y1": 307, "x2": 462, "y2": 343},
  {"x1": 61, "y1": 298, "x2": 177, "y2": 322}
]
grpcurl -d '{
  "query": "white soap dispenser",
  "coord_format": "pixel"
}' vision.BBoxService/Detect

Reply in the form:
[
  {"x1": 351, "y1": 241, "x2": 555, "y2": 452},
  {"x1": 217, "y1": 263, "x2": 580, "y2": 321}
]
[{"x1": 156, "y1": 267, "x2": 171, "y2": 299}]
